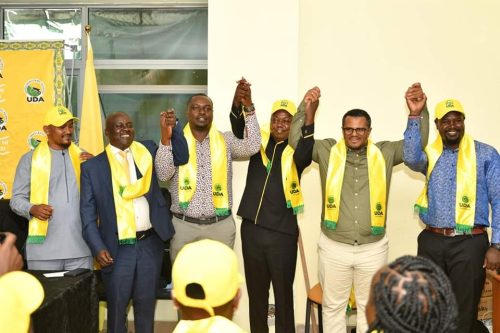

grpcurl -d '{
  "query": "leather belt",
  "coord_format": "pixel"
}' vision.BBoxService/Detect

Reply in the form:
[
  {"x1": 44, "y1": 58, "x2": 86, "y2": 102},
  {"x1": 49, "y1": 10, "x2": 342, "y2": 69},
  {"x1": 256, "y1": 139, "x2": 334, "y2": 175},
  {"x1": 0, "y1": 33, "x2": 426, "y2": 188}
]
[
  {"x1": 425, "y1": 226, "x2": 486, "y2": 237},
  {"x1": 136, "y1": 228, "x2": 154, "y2": 241},
  {"x1": 173, "y1": 212, "x2": 231, "y2": 225}
]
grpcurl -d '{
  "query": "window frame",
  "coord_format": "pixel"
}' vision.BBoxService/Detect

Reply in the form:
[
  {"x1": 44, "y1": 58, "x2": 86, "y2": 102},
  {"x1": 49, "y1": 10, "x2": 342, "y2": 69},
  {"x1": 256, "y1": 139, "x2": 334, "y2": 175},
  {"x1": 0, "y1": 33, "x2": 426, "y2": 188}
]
[{"x1": 0, "y1": 3, "x2": 208, "y2": 120}]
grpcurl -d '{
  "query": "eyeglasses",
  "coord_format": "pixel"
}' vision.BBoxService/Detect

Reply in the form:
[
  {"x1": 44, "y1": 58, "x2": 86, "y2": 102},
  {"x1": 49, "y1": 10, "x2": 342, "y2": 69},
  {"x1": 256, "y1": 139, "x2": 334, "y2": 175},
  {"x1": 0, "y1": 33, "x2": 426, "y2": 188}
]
[{"x1": 342, "y1": 127, "x2": 369, "y2": 135}]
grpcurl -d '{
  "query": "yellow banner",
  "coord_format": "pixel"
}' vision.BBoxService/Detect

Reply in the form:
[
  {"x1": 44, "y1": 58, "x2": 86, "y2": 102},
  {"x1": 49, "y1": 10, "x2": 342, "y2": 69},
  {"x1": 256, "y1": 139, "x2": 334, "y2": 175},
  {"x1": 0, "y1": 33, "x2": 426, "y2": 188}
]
[{"x1": 0, "y1": 40, "x2": 65, "y2": 199}]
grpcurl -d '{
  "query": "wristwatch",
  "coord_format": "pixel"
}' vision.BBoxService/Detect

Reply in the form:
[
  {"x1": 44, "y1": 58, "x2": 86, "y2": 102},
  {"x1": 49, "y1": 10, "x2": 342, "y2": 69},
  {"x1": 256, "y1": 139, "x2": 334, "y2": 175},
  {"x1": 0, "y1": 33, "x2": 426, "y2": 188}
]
[
  {"x1": 491, "y1": 243, "x2": 500, "y2": 251},
  {"x1": 243, "y1": 104, "x2": 255, "y2": 113}
]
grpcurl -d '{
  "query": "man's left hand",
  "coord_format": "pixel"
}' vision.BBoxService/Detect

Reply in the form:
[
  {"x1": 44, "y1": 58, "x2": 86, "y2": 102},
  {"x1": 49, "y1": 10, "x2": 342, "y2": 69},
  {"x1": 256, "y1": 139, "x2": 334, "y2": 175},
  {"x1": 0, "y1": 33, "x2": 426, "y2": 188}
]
[
  {"x1": 80, "y1": 152, "x2": 94, "y2": 161},
  {"x1": 483, "y1": 247, "x2": 500, "y2": 270}
]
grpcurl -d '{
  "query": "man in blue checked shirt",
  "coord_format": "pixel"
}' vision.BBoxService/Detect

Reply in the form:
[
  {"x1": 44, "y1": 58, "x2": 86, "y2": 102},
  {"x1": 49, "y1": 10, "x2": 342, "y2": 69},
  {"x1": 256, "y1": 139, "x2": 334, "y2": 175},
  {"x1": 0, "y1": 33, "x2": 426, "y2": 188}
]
[{"x1": 403, "y1": 83, "x2": 500, "y2": 333}]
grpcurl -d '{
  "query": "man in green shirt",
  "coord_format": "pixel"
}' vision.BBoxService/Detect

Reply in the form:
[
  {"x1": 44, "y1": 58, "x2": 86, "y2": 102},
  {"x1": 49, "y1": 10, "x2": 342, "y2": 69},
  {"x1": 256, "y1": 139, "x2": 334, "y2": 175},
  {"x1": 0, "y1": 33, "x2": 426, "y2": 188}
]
[{"x1": 288, "y1": 83, "x2": 429, "y2": 332}]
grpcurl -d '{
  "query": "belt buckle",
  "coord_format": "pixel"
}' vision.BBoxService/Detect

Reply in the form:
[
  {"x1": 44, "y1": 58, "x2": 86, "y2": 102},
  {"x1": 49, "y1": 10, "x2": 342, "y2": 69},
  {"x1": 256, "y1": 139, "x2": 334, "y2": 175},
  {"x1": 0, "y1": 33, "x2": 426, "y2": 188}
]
[{"x1": 137, "y1": 230, "x2": 148, "y2": 240}]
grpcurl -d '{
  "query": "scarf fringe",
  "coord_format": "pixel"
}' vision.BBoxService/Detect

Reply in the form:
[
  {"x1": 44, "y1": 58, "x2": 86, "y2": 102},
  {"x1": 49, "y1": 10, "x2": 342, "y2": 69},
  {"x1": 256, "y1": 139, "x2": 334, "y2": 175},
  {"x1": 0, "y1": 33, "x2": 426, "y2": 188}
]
[
  {"x1": 179, "y1": 202, "x2": 189, "y2": 210},
  {"x1": 455, "y1": 224, "x2": 473, "y2": 234},
  {"x1": 119, "y1": 238, "x2": 136, "y2": 245},
  {"x1": 292, "y1": 204, "x2": 304, "y2": 215},
  {"x1": 27, "y1": 235, "x2": 46, "y2": 244},
  {"x1": 414, "y1": 204, "x2": 428, "y2": 214},
  {"x1": 323, "y1": 220, "x2": 337, "y2": 230},
  {"x1": 371, "y1": 226, "x2": 385, "y2": 235},
  {"x1": 215, "y1": 208, "x2": 230, "y2": 216}
]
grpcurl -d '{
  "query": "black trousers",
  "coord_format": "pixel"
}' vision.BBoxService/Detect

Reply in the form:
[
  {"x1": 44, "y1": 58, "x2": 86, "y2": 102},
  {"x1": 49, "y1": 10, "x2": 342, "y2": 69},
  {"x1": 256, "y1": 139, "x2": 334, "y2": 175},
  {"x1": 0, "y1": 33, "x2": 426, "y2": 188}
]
[
  {"x1": 241, "y1": 220, "x2": 298, "y2": 333},
  {"x1": 417, "y1": 230, "x2": 490, "y2": 333}
]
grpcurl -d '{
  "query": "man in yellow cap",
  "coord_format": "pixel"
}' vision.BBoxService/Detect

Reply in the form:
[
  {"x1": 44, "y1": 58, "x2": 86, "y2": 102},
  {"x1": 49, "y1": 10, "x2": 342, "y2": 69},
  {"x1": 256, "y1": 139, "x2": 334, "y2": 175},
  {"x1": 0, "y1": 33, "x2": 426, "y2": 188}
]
[
  {"x1": 404, "y1": 92, "x2": 500, "y2": 333},
  {"x1": 288, "y1": 83, "x2": 429, "y2": 332},
  {"x1": 10, "y1": 105, "x2": 93, "y2": 270},
  {"x1": 230, "y1": 88, "x2": 314, "y2": 332},
  {"x1": 172, "y1": 239, "x2": 246, "y2": 333},
  {"x1": 0, "y1": 271, "x2": 44, "y2": 333}
]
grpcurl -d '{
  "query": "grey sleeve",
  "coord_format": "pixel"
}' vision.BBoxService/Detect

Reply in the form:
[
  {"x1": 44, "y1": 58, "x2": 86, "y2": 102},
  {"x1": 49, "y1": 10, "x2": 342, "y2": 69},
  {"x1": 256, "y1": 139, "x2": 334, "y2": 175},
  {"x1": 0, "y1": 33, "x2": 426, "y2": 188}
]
[{"x1": 10, "y1": 152, "x2": 34, "y2": 220}]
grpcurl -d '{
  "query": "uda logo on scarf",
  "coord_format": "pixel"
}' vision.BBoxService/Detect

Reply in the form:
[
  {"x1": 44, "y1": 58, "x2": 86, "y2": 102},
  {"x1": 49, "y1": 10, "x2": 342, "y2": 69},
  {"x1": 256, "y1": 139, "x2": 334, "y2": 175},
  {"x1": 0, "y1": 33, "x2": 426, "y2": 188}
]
[
  {"x1": 180, "y1": 178, "x2": 192, "y2": 191},
  {"x1": 459, "y1": 195, "x2": 471, "y2": 209},
  {"x1": 374, "y1": 202, "x2": 384, "y2": 216},
  {"x1": 326, "y1": 195, "x2": 337, "y2": 209},
  {"x1": 290, "y1": 181, "x2": 299, "y2": 194},
  {"x1": 213, "y1": 183, "x2": 224, "y2": 197}
]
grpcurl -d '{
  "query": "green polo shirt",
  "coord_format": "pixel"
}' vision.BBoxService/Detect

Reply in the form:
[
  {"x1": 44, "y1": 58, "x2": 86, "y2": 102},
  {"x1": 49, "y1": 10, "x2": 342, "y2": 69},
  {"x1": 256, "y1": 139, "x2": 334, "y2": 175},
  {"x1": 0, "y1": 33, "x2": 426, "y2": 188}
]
[{"x1": 289, "y1": 105, "x2": 429, "y2": 245}]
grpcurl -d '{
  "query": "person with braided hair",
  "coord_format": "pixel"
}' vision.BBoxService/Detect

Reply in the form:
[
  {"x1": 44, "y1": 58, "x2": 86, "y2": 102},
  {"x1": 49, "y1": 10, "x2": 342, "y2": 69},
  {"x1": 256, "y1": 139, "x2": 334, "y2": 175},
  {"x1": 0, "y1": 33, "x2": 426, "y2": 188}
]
[{"x1": 366, "y1": 255, "x2": 458, "y2": 333}]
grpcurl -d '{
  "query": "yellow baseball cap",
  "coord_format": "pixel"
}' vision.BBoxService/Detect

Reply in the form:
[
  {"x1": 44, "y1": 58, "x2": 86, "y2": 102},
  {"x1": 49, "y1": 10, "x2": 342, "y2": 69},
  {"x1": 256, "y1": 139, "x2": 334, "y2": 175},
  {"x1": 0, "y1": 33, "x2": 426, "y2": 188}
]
[
  {"x1": 435, "y1": 98, "x2": 465, "y2": 120},
  {"x1": 0, "y1": 271, "x2": 44, "y2": 333},
  {"x1": 172, "y1": 239, "x2": 243, "y2": 317},
  {"x1": 272, "y1": 99, "x2": 297, "y2": 116},
  {"x1": 43, "y1": 105, "x2": 79, "y2": 126}
]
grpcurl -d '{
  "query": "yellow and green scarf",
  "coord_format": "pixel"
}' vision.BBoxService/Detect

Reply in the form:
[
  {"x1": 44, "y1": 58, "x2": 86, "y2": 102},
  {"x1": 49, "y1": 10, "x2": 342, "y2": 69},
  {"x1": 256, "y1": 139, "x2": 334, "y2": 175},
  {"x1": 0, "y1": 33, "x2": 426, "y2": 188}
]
[
  {"x1": 415, "y1": 133, "x2": 476, "y2": 233},
  {"x1": 105, "y1": 142, "x2": 153, "y2": 244},
  {"x1": 179, "y1": 125, "x2": 229, "y2": 216},
  {"x1": 324, "y1": 139, "x2": 387, "y2": 235},
  {"x1": 28, "y1": 141, "x2": 82, "y2": 244},
  {"x1": 260, "y1": 128, "x2": 304, "y2": 214}
]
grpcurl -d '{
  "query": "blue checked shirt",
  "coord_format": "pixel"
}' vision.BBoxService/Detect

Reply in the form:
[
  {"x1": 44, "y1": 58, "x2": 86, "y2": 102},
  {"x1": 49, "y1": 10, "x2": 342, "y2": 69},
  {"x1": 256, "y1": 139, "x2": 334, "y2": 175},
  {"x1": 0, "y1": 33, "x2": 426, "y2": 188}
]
[{"x1": 403, "y1": 118, "x2": 500, "y2": 244}]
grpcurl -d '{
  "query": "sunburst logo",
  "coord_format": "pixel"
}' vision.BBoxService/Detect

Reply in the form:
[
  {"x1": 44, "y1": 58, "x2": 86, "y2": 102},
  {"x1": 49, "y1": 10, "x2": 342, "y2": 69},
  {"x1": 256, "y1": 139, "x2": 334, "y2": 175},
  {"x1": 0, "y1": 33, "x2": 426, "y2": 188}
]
[
  {"x1": 27, "y1": 130, "x2": 46, "y2": 150},
  {"x1": 24, "y1": 79, "x2": 46, "y2": 103}
]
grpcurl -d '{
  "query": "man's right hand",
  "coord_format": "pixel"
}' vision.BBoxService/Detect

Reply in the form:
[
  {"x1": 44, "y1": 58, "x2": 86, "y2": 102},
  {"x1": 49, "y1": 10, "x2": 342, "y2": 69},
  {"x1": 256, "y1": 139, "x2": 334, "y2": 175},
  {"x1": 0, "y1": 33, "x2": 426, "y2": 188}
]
[
  {"x1": 160, "y1": 108, "x2": 176, "y2": 145},
  {"x1": 0, "y1": 232, "x2": 23, "y2": 275},
  {"x1": 303, "y1": 86, "x2": 321, "y2": 125},
  {"x1": 233, "y1": 77, "x2": 252, "y2": 108},
  {"x1": 29, "y1": 204, "x2": 53, "y2": 221},
  {"x1": 405, "y1": 82, "x2": 427, "y2": 116},
  {"x1": 96, "y1": 250, "x2": 114, "y2": 267}
]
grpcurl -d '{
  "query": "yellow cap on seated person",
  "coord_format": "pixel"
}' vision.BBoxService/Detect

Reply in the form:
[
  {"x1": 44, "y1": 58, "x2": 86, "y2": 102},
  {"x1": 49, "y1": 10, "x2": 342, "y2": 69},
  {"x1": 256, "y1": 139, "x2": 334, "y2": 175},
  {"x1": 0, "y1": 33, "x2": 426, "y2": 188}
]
[
  {"x1": 272, "y1": 99, "x2": 297, "y2": 116},
  {"x1": 172, "y1": 239, "x2": 243, "y2": 317},
  {"x1": 0, "y1": 271, "x2": 44, "y2": 333},
  {"x1": 435, "y1": 98, "x2": 465, "y2": 120},
  {"x1": 43, "y1": 105, "x2": 79, "y2": 126}
]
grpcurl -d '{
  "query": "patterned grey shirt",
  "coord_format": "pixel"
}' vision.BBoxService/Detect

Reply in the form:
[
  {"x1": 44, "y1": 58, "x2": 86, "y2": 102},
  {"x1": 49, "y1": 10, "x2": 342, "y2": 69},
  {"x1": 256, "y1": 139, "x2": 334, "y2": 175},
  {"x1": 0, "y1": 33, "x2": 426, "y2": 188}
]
[{"x1": 155, "y1": 113, "x2": 261, "y2": 218}]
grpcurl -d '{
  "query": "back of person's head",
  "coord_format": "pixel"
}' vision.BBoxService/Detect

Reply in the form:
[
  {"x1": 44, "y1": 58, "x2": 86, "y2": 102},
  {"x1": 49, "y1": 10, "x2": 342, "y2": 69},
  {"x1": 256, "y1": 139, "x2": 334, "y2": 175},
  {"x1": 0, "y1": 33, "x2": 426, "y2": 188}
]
[
  {"x1": 366, "y1": 255, "x2": 457, "y2": 333},
  {"x1": 172, "y1": 239, "x2": 242, "y2": 320},
  {"x1": 0, "y1": 271, "x2": 44, "y2": 333}
]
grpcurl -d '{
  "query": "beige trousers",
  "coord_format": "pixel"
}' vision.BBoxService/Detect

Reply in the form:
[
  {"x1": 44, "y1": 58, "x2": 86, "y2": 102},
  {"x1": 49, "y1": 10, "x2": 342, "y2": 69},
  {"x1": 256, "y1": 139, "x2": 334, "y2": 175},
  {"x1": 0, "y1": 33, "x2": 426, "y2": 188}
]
[{"x1": 318, "y1": 232, "x2": 388, "y2": 333}]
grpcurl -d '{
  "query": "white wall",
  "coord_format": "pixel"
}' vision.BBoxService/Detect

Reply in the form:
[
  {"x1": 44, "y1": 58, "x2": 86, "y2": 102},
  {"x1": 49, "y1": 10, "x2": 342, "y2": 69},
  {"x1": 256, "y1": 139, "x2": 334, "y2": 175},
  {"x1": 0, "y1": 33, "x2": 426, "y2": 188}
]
[
  {"x1": 208, "y1": 0, "x2": 300, "y2": 330},
  {"x1": 210, "y1": 0, "x2": 500, "y2": 331}
]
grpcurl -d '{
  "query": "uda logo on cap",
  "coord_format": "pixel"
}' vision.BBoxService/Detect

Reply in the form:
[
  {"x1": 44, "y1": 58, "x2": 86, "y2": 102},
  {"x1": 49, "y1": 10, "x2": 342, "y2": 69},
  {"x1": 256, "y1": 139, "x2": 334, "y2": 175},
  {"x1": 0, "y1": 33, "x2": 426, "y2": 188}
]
[
  {"x1": 27, "y1": 130, "x2": 46, "y2": 150},
  {"x1": 24, "y1": 79, "x2": 45, "y2": 103},
  {"x1": 0, "y1": 181, "x2": 7, "y2": 199},
  {"x1": 0, "y1": 109, "x2": 7, "y2": 131},
  {"x1": 445, "y1": 100, "x2": 455, "y2": 108}
]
